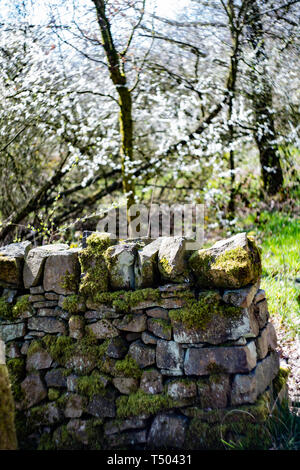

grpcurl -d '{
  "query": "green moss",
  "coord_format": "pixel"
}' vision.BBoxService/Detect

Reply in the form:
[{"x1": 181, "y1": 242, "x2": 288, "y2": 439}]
[
  {"x1": 95, "y1": 288, "x2": 161, "y2": 312},
  {"x1": 114, "y1": 355, "x2": 142, "y2": 379},
  {"x1": 48, "y1": 388, "x2": 60, "y2": 401},
  {"x1": 77, "y1": 371, "x2": 110, "y2": 399},
  {"x1": 207, "y1": 362, "x2": 227, "y2": 376},
  {"x1": 60, "y1": 270, "x2": 79, "y2": 293},
  {"x1": 151, "y1": 318, "x2": 172, "y2": 335},
  {"x1": 43, "y1": 335, "x2": 75, "y2": 365},
  {"x1": 12, "y1": 295, "x2": 32, "y2": 317},
  {"x1": 0, "y1": 364, "x2": 18, "y2": 450},
  {"x1": 7, "y1": 358, "x2": 25, "y2": 402},
  {"x1": 27, "y1": 340, "x2": 44, "y2": 358},
  {"x1": 0, "y1": 297, "x2": 13, "y2": 320},
  {"x1": 0, "y1": 255, "x2": 18, "y2": 285},
  {"x1": 116, "y1": 390, "x2": 173, "y2": 418},
  {"x1": 159, "y1": 256, "x2": 172, "y2": 275},
  {"x1": 62, "y1": 294, "x2": 86, "y2": 314},
  {"x1": 169, "y1": 290, "x2": 242, "y2": 330},
  {"x1": 38, "y1": 432, "x2": 56, "y2": 450},
  {"x1": 272, "y1": 366, "x2": 290, "y2": 398},
  {"x1": 79, "y1": 233, "x2": 112, "y2": 298}
]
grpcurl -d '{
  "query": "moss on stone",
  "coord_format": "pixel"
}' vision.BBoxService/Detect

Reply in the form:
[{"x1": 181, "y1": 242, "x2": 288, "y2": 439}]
[
  {"x1": 27, "y1": 340, "x2": 45, "y2": 358},
  {"x1": 12, "y1": 295, "x2": 32, "y2": 317},
  {"x1": 60, "y1": 270, "x2": 79, "y2": 293},
  {"x1": 0, "y1": 255, "x2": 18, "y2": 286},
  {"x1": 151, "y1": 318, "x2": 172, "y2": 335},
  {"x1": 77, "y1": 371, "x2": 110, "y2": 399},
  {"x1": 169, "y1": 290, "x2": 242, "y2": 330},
  {"x1": 114, "y1": 355, "x2": 142, "y2": 379},
  {"x1": 62, "y1": 294, "x2": 86, "y2": 314},
  {"x1": 38, "y1": 432, "x2": 56, "y2": 450},
  {"x1": 0, "y1": 297, "x2": 13, "y2": 320},
  {"x1": 43, "y1": 335, "x2": 75, "y2": 366},
  {"x1": 95, "y1": 287, "x2": 161, "y2": 312},
  {"x1": 6, "y1": 357, "x2": 25, "y2": 402},
  {"x1": 79, "y1": 233, "x2": 112, "y2": 298},
  {"x1": 0, "y1": 364, "x2": 18, "y2": 450},
  {"x1": 48, "y1": 388, "x2": 60, "y2": 401},
  {"x1": 116, "y1": 390, "x2": 173, "y2": 418},
  {"x1": 272, "y1": 366, "x2": 290, "y2": 398}
]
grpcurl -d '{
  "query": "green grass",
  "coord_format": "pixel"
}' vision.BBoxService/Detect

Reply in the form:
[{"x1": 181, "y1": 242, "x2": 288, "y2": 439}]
[{"x1": 240, "y1": 211, "x2": 300, "y2": 337}]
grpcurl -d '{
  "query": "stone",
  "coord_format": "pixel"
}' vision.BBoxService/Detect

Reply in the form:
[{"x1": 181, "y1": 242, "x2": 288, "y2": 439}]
[
  {"x1": 254, "y1": 289, "x2": 266, "y2": 304},
  {"x1": 107, "y1": 430, "x2": 147, "y2": 447},
  {"x1": 156, "y1": 340, "x2": 184, "y2": 373},
  {"x1": 106, "y1": 337, "x2": 128, "y2": 359},
  {"x1": 167, "y1": 380, "x2": 197, "y2": 400},
  {"x1": 66, "y1": 353, "x2": 96, "y2": 375},
  {"x1": 147, "y1": 318, "x2": 172, "y2": 340},
  {"x1": 28, "y1": 295, "x2": 45, "y2": 303},
  {"x1": 6, "y1": 343, "x2": 21, "y2": 359},
  {"x1": 147, "y1": 413, "x2": 188, "y2": 449},
  {"x1": 255, "y1": 322, "x2": 278, "y2": 360},
  {"x1": 45, "y1": 368, "x2": 67, "y2": 388},
  {"x1": 231, "y1": 351, "x2": 280, "y2": 405},
  {"x1": 65, "y1": 394, "x2": 84, "y2": 418},
  {"x1": 32, "y1": 301, "x2": 58, "y2": 308},
  {"x1": 86, "y1": 319, "x2": 119, "y2": 339},
  {"x1": 87, "y1": 390, "x2": 116, "y2": 418},
  {"x1": 254, "y1": 299, "x2": 269, "y2": 329},
  {"x1": 28, "y1": 403, "x2": 63, "y2": 427},
  {"x1": 30, "y1": 286, "x2": 44, "y2": 294},
  {"x1": 104, "y1": 417, "x2": 147, "y2": 435},
  {"x1": 2, "y1": 289, "x2": 18, "y2": 303},
  {"x1": 21, "y1": 373, "x2": 47, "y2": 408},
  {"x1": 66, "y1": 375, "x2": 78, "y2": 392},
  {"x1": 189, "y1": 232, "x2": 261, "y2": 289},
  {"x1": 113, "y1": 313, "x2": 147, "y2": 333},
  {"x1": 43, "y1": 248, "x2": 80, "y2": 295},
  {"x1": 128, "y1": 340, "x2": 156, "y2": 368},
  {"x1": 1, "y1": 322, "x2": 26, "y2": 342},
  {"x1": 134, "y1": 239, "x2": 160, "y2": 288},
  {"x1": 84, "y1": 307, "x2": 119, "y2": 320},
  {"x1": 141, "y1": 331, "x2": 158, "y2": 345},
  {"x1": 66, "y1": 419, "x2": 89, "y2": 445},
  {"x1": 105, "y1": 244, "x2": 135, "y2": 290},
  {"x1": 223, "y1": 283, "x2": 258, "y2": 308},
  {"x1": 159, "y1": 283, "x2": 190, "y2": 294},
  {"x1": 23, "y1": 244, "x2": 68, "y2": 289},
  {"x1": 140, "y1": 369, "x2": 163, "y2": 395},
  {"x1": 69, "y1": 316, "x2": 85, "y2": 340},
  {"x1": 125, "y1": 332, "x2": 141, "y2": 342},
  {"x1": 0, "y1": 241, "x2": 32, "y2": 287},
  {"x1": 36, "y1": 308, "x2": 59, "y2": 317},
  {"x1": 26, "y1": 349, "x2": 53, "y2": 371},
  {"x1": 20, "y1": 342, "x2": 29, "y2": 355},
  {"x1": 158, "y1": 237, "x2": 188, "y2": 282},
  {"x1": 28, "y1": 317, "x2": 66, "y2": 334},
  {"x1": 146, "y1": 307, "x2": 169, "y2": 320},
  {"x1": 160, "y1": 298, "x2": 186, "y2": 309},
  {"x1": 184, "y1": 341, "x2": 257, "y2": 376},
  {"x1": 197, "y1": 375, "x2": 230, "y2": 409},
  {"x1": 172, "y1": 305, "x2": 259, "y2": 345},
  {"x1": 44, "y1": 292, "x2": 60, "y2": 300},
  {"x1": 0, "y1": 339, "x2": 5, "y2": 364},
  {"x1": 113, "y1": 377, "x2": 139, "y2": 394}
]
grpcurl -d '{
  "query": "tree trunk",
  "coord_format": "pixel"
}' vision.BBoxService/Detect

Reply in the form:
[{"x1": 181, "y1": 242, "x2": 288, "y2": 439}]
[{"x1": 247, "y1": 0, "x2": 283, "y2": 195}]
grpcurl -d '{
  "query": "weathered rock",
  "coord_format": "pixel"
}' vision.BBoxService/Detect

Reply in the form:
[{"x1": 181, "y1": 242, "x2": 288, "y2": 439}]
[
  {"x1": 197, "y1": 375, "x2": 230, "y2": 409},
  {"x1": 21, "y1": 373, "x2": 47, "y2": 408},
  {"x1": 172, "y1": 305, "x2": 259, "y2": 345},
  {"x1": 147, "y1": 318, "x2": 172, "y2": 340},
  {"x1": 66, "y1": 374, "x2": 78, "y2": 392},
  {"x1": 86, "y1": 319, "x2": 119, "y2": 339},
  {"x1": 107, "y1": 430, "x2": 147, "y2": 447},
  {"x1": 113, "y1": 377, "x2": 139, "y2": 394},
  {"x1": 44, "y1": 292, "x2": 59, "y2": 301},
  {"x1": 43, "y1": 248, "x2": 80, "y2": 295},
  {"x1": 106, "y1": 337, "x2": 128, "y2": 359},
  {"x1": 26, "y1": 349, "x2": 53, "y2": 371},
  {"x1": 141, "y1": 331, "x2": 158, "y2": 345},
  {"x1": 23, "y1": 244, "x2": 68, "y2": 289},
  {"x1": 45, "y1": 368, "x2": 67, "y2": 388},
  {"x1": 254, "y1": 299, "x2": 269, "y2": 329},
  {"x1": 223, "y1": 283, "x2": 258, "y2": 308},
  {"x1": 159, "y1": 283, "x2": 191, "y2": 295},
  {"x1": 28, "y1": 402, "x2": 63, "y2": 427},
  {"x1": 135, "y1": 239, "x2": 161, "y2": 288},
  {"x1": 65, "y1": 394, "x2": 84, "y2": 418},
  {"x1": 84, "y1": 307, "x2": 119, "y2": 320},
  {"x1": 255, "y1": 322, "x2": 278, "y2": 360},
  {"x1": 87, "y1": 390, "x2": 116, "y2": 418},
  {"x1": 184, "y1": 341, "x2": 257, "y2": 376},
  {"x1": 66, "y1": 419, "x2": 89, "y2": 445},
  {"x1": 104, "y1": 417, "x2": 147, "y2": 435},
  {"x1": 7, "y1": 342, "x2": 21, "y2": 359},
  {"x1": 160, "y1": 298, "x2": 186, "y2": 309},
  {"x1": 30, "y1": 286, "x2": 44, "y2": 294},
  {"x1": 68, "y1": 316, "x2": 85, "y2": 340},
  {"x1": 32, "y1": 301, "x2": 58, "y2": 309},
  {"x1": 1, "y1": 323, "x2": 26, "y2": 342},
  {"x1": 65, "y1": 353, "x2": 96, "y2": 376},
  {"x1": 126, "y1": 332, "x2": 141, "y2": 342},
  {"x1": 28, "y1": 317, "x2": 66, "y2": 334},
  {"x1": 156, "y1": 340, "x2": 184, "y2": 373},
  {"x1": 2, "y1": 289, "x2": 18, "y2": 303},
  {"x1": 158, "y1": 237, "x2": 188, "y2": 282},
  {"x1": 0, "y1": 241, "x2": 32, "y2": 287},
  {"x1": 189, "y1": 232, "x2": 261, "y2": 289},
  {"x1": 231, "y1": 351, "x2": 280, "y2": 405},
  {"x1": 147, "y1": 413, "x2": 188, "y2": 449},
  {"x1": 167, "y1": 379, "x2": 197, "y2": 400},
  {"x1": 0, "y1": 340, "x2": 5, "y2": 364},
  {"x1": 146, "y1": 307, "x2": 169, "y2": 320},
  {"x1": 36, "y1": 308, "x2": 59, "y2": 317},
  {"x1": 105, "y1": 244, "x2": 135, "y2": 290},
  {"x1": 140, "y1": 369, "x2": 163, "y2": 395},
  {"x1": 128, "y1": 340, "x2": 156, "y2": 368},
  {"x1": 113, "y1": 313, "x2": 147, "y2": 333},
  {"x1": 254, "y1": 289, "x2": 266, "y2": 304}
]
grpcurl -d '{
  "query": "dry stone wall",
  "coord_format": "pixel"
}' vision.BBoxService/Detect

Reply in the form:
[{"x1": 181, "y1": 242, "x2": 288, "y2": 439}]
[{"x1": 0, "y1": 232, "x2": 288, "y2": 450}]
